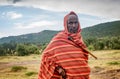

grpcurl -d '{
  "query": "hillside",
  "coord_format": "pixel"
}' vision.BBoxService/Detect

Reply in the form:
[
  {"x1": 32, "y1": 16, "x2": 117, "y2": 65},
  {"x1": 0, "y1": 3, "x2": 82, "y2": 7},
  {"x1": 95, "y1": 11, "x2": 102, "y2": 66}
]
[
  {"x1": 0, "y1": 21, "x2": 120, "y2": 44},
  {"x1": 81, "y1": 21, "x2": 120, "y2": 39},
  {"x1": 0, "y1": 30, "x2": 59, "y2": 44}
]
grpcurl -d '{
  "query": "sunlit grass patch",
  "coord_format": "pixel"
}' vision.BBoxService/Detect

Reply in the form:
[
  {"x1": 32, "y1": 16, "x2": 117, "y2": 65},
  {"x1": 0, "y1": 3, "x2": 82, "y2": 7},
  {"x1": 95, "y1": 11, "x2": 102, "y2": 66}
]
[{"x1": 101, "y1": 50, "x2": 120, "y2": 58}]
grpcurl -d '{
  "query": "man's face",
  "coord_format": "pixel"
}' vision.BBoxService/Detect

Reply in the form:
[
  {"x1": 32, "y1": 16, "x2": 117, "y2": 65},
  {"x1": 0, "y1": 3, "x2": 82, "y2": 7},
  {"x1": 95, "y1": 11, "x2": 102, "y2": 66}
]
[{"x1": 67, "y1": 14, "x2": 79, "y2": 33}]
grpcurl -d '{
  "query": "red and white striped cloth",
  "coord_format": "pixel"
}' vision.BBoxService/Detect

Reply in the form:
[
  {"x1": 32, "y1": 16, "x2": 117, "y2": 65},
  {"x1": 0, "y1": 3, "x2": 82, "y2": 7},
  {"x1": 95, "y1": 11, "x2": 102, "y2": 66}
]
[{"x1": 38, "y1": 11, "x2": 90, "y2": 79}]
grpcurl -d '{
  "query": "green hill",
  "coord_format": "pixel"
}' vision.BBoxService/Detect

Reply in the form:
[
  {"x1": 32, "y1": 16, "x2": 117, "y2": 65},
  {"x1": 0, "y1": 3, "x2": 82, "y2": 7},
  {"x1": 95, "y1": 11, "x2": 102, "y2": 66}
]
[
  {"x1": 81, "y1": 21, "x2": 120, "y2": 39},
  {"x1": 0, "y1": 21, "x2": 120, "y2": 44},
  {"x1": 0, "y1": 30, "x2": 59, "y2": 44}
]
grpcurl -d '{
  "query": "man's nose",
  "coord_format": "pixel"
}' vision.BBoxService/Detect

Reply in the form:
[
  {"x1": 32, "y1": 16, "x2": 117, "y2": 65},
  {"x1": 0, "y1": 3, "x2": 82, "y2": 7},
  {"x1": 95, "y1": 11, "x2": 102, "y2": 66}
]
[{"x1": 72, "y1": 23, "x2": 76, "y2": 27}]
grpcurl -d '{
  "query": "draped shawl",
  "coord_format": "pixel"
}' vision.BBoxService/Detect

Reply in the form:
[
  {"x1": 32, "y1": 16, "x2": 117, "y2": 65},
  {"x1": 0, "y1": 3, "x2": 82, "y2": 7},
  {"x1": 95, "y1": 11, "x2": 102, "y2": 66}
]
[{"x1": 38, "y1": 11, "x2": 90, "y2": 79}]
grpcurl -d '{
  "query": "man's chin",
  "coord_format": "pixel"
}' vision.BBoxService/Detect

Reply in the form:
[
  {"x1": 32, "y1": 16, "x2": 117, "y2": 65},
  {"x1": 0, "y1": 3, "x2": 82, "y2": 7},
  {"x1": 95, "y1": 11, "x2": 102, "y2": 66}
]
[{"x1": 72, "y1": 30, "x2": 78, "y2": 33}]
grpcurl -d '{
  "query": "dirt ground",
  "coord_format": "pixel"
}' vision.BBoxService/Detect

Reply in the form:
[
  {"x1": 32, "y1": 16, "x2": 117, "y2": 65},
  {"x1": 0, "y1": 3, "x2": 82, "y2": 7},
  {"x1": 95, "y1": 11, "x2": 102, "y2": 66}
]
[{"x1": 91, "y1": 66, "x2": 120, "y2": 79}]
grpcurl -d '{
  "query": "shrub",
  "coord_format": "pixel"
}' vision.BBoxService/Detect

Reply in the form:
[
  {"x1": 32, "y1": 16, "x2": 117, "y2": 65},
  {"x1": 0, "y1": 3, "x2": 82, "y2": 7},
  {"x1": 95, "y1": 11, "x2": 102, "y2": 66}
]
[
  {"x1": 16, "y1": 44, "x2": 29, "y2": 56},
  {"x1": 88, "y1": 45, "x2": 95, "y2": 50},
  {"x1": 25, "y1": 71, "x2": 38, "y2": 76},
  {"x1": 107, "y1": 61, "x2": 120, "y2": 65},
  {"x1": 11, "y1": 66, "x2": 27, "y2": 72}
]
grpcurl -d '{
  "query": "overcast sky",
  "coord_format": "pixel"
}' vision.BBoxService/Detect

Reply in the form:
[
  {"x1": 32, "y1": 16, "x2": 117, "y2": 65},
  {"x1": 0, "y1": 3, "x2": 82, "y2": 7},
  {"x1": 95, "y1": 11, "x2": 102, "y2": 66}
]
[{"x1": 0, "y1": 0, "x2": 120, "y2": 38}]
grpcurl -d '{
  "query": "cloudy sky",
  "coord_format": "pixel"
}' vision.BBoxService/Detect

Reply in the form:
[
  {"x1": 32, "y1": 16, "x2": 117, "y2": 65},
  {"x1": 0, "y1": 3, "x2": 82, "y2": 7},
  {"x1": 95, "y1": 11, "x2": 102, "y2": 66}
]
[{"x1": 0, "y1": 0, "x2": 120, "y2": 38}]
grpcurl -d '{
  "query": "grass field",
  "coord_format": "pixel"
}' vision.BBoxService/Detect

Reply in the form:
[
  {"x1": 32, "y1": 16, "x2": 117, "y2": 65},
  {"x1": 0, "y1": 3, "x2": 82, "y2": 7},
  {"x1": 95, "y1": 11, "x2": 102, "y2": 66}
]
[
  {"x1": 0, "y1": 50, "x2": 120, "y2": 79},
  {"x1": 89, "y1": 50, "x2": 120, "y2": 79}
]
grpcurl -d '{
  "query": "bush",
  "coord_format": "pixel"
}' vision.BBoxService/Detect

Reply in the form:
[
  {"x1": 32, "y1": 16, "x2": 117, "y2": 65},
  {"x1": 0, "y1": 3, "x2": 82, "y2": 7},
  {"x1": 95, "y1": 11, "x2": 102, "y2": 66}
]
[
  {"x1": 16, "y1": 44, "x2": 29, "y2": 56},
  {"x1": 88, "y1": 45, "x2": 95, "y2": 50},
  {"x1": 27, "y1": 45, "x2": 39, "y2": 54},
  {"x1": 16, "y1": 44, "x2": 40, "y2": 56},
  {"x1": 11, "y1": 66, "x2": 27, "y2": 72},
  {"x1": 0, "y1": 49, "x2": 6, "y2": 56},
  {"x1": 25, "y1": 71, "x2": 38, "y2": 76},
  {"x1": 107, "y1": 61, "x2": 120, "y2": 65}
]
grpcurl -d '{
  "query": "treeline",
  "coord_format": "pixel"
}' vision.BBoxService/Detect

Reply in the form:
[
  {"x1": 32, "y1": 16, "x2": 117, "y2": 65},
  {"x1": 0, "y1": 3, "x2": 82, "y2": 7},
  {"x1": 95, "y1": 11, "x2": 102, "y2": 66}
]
[
  {"x1": 0, "y1": 36, "x2": 120, "y2": 56},
  {"x1": 0, "y1": 42, "x2": 47, "y2": 56},
  {"x1": 84, "y1": 36, "x2": 120, "y2": 50}
]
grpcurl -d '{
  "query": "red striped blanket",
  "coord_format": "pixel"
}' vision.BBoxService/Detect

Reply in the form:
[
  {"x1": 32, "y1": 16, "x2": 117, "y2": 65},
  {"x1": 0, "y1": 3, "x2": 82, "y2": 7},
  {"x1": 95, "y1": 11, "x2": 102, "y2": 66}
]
[{"x1": 38, "y1": 11, "x2": 90, "y2": 79}]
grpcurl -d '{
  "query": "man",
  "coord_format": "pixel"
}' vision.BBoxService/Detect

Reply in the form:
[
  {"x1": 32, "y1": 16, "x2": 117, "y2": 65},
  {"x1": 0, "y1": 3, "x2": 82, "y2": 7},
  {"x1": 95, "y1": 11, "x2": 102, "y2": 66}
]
[{"x1": 38, "y1": 11, "x2": 90, "y2": 79}]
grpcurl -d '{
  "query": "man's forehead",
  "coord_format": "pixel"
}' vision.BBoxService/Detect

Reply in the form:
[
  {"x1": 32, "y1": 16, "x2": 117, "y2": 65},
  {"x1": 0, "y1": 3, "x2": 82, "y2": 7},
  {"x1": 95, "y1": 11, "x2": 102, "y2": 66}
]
[{"x1": 68, "y1": 14, "x2": 78, "y2": 21}]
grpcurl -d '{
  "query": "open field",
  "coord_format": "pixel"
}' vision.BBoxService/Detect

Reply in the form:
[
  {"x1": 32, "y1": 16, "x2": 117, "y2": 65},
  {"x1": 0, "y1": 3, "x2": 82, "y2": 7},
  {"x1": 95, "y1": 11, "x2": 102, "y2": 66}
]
[
  {"x1": 0, "y1": 50, "x2": 120, "y2": 79},
  {"x1": 89, "y1": 50, "x2": 120, "y2": 79}
]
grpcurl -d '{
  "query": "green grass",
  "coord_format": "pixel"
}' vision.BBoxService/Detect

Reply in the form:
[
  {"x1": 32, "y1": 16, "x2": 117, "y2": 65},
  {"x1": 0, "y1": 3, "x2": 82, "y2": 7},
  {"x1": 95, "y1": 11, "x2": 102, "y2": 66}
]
[
  {"x1": 25, "y1": 71, "x2": 38, "y2": 76},
  {"x1": 11, "y1": 66, "x2": 27, "y2": 72},
  {"x1": 107, "y1": 61, "x2": 120, "y2": 65}
]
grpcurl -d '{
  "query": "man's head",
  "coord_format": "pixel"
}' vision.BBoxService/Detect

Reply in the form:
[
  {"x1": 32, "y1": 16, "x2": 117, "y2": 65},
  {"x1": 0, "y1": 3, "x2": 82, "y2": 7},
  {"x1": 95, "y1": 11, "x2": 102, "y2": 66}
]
[
  {"x1": 64, "y1": 11, "x2": 81, "y2": 34},
  {"x1": 67, "y1": 14, "x2": 79, "y2": 33}
]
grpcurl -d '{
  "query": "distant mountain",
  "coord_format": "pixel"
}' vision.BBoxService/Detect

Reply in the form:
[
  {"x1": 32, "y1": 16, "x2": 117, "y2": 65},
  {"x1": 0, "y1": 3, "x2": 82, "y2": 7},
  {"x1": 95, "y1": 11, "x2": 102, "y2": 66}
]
[
  {"x1": 0, "y1": 21, "x2": 120, "y2": 44},
  {"x1": 0, "y1": 30, "x2": 59, "y2": 44}
]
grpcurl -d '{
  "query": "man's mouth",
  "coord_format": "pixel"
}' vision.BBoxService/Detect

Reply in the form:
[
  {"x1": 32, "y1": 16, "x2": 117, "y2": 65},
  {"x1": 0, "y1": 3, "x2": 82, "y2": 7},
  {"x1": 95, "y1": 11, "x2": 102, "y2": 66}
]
[{"x1": 70, "y1": 29, "x2": 77, "y2": 33}]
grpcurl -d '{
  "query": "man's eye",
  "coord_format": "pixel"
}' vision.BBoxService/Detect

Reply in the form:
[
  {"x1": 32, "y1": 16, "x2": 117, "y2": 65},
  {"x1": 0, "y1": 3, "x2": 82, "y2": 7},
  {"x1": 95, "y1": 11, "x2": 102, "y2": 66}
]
[
  {"x1": 69, "y1": 22, "x2": 73, "y2": 24},
  {"x1": 75, "y1": 22, "x2": 78, "y2": 24}
]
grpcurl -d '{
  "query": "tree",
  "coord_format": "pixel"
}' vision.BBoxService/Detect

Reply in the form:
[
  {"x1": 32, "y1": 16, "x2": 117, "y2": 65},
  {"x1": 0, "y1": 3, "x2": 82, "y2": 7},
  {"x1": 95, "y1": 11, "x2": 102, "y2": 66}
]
[
  {"x1": 27, "y1": 44, "x2": 39, "y2": 54},
  {"x1": 16, "y1": 44, "x2": 28, "y2": 56},
  {"x1": 0, "y1": 45, "x2": 6, "y2": 56}
]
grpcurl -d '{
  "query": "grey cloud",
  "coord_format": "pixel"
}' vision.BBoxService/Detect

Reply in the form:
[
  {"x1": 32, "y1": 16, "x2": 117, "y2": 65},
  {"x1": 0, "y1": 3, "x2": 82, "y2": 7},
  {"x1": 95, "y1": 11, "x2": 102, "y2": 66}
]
[
  {"x1": 1, "y1": 0, "x2": 120, "y2": 19},
  {"x1": 13, "y1": 0, "x2": 21, "y2": 3},
  {"x1": 7, "y1": 0, "x2": 22, "y2": 3}
]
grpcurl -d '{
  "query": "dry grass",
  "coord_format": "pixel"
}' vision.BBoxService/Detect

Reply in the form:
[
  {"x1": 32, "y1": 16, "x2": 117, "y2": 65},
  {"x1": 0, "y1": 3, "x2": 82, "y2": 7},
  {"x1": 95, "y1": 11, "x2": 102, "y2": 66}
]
[
  {"x1": 0, "y1": 54, "x2": 41, "y2": 62},
  {"x1": 0, "y1": 54, "x2": 41, "y2": 79},
  {"x1": 89, "y1": 50, "x2": 120, "y2": 79},
  {"x1": 0, "y1": 50, "x2": 120, "y2": 79},
  {"x1": 89, "y1": 50, "x2": 120, "y2": 68}
]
